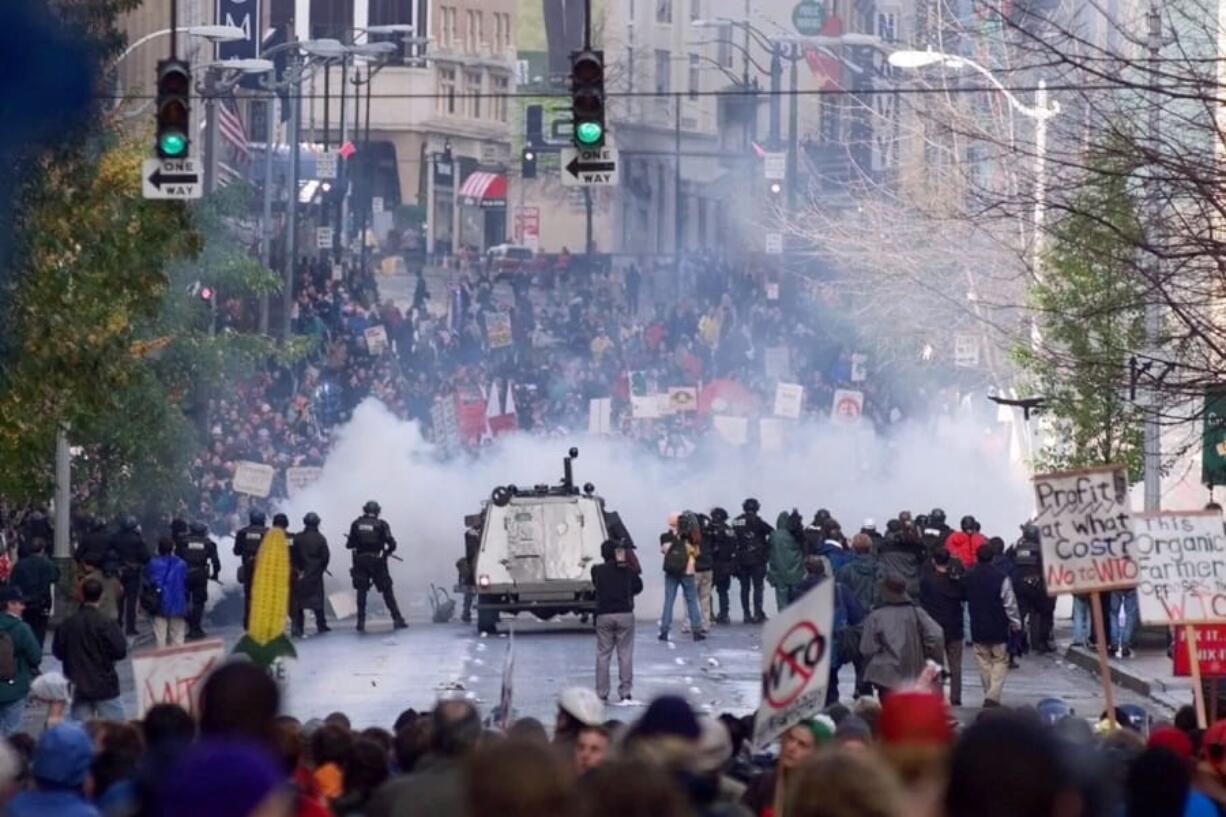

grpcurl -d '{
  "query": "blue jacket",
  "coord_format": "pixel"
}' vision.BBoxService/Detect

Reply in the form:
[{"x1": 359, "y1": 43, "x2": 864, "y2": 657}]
[
  {"x1": 145, "y1": 555, "x2": 188, "y2": 617},
  {"x1": 7, "y1": 790, "x2": 100, "y2": 817}
]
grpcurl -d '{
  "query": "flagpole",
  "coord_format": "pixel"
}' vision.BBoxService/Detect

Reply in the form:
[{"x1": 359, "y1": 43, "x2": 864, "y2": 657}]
[{"x1": 203, "y1": 70, "x2": 218, "y2": 195}]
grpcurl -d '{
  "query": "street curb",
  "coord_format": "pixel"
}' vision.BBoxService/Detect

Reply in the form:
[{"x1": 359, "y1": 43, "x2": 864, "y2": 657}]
[{"x1": 1062, "y1": 645, "x2": 1189, "y2": 713}]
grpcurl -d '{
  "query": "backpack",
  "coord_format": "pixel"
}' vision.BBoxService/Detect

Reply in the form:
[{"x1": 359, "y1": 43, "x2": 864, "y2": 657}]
[
  {"x1": 0, "y1": 630, "x2": 16, "y2": 683},
  {"x1": 663, "y1": 536, "x2": 690, "y2": 577},
  {"x1": 141, "y1": 564, "x2": 165, "y2": 616}
]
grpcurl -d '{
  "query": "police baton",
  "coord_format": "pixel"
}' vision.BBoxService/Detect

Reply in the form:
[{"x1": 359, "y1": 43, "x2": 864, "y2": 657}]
[{"x1": 387, "y1": 553, "x2": 404, "y2": 562}]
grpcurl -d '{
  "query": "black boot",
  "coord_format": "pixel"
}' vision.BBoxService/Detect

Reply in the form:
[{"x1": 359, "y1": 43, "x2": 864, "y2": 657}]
[
  {"x1": 356, "y1": 590, "x2": 367, "y2": 633},
  {"x1": 386, "y1": 594, "x2": 409, "y2": 629},
  {"x1": 315, "y1": 611, "x2": 330, "y2": 634}
]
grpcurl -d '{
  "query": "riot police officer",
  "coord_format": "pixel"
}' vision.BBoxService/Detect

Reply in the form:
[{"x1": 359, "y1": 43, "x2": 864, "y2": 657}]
[
  {"x1": 457, "y1": 513, "x2": 483, "y2": 624},
  {"x1": 732, "y1": 498, "x2": 773, "y2": 624},
  {"x1": 1012, "y1": 523, "x2": 1054, "y2": 654},
  {"x1": 705, "y1": 508, "x2": 737, "y2": 625},
  {"x1": 176, "y1": 521, "x2": 220, "y2": 640},
  {"x1": 347, "y1": 501, "x2": 407, "y2": 632},
  {"x1": 291, "y1": 512, "x2": 331, "y2": 637},
  {"x1": 76, "y1": 517, "x2": 115, "y2": 574},
  {"x1": 233, "y1": 510, "x2": 269, "y2": 628},
  {"x1": 110, "y1": 515, "x2": 149, "y2": 635}
]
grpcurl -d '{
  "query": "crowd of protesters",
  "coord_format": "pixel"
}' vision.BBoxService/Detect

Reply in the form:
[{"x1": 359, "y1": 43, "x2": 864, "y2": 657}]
[{"x1": 0, "y1": 656, "x2": 1222, "y2": 817}]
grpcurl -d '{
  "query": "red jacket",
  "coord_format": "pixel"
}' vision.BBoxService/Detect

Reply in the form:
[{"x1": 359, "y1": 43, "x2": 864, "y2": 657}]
[{"x1": 945, "y1": 531, "x2": 986, "y2": 569}]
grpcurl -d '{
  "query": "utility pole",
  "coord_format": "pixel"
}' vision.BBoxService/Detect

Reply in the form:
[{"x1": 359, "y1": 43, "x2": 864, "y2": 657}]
[
  {"x1": 53, "y1": 426, "x2": 70, "y2": 559},
  {"x1": 674, "y1": 98, "x2": 682, "y2": 256},
  {"x1": 768, "y1": 47, "x2": 782, "y2": 148},
  {"x1": 1142, "y1": 1, "x2": 1163, "y2": 512},
  {"x1": 202, "y1": 71, "x2": 218, "y2": 194},
  {"x1": 786, "y1": 43, "x2": 799, "y2": 211},
  {"x1": 283, "y1": 52, "x2": 303, "y2": 339},
  {"x1": 259, "y1": 95, "x2": 275, "y2": 334}
]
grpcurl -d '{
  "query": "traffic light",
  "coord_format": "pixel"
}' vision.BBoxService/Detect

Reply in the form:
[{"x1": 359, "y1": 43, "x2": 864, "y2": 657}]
[
  {"x1": 570, "y1": 49, "x2": 605, "y2": 148},
  {"x1": 155, "y1": 58, "x2": 191, "y2": 159},
  {"x1": 521, "y1": 147, "x2": 537, "y2": 179}
]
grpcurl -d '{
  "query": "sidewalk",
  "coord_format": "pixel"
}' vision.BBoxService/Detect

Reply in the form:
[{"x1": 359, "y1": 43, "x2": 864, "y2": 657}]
[{"x1": 1056, "y1": 624, "x2": 1194, "y2": 713}]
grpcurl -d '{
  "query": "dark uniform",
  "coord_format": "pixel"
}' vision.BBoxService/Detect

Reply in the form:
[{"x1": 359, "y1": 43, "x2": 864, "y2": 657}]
[
  {"x1": 457, "y1": 514, "x2": 483, "y2": 624},
  {"x1": 1012, "y1": 525, "x2": 1054, "y2": 653},
  {"x1": 705, "y1": 509, "x2": 737, "y2": 625},
  {"x1": 732, "y1": 500, "x2": 773, "y2": 623},
  {"x1": 291, "y1": 515, "x2": 331, "y2": 637},
  {"x1": 176, "y1": 522, "x2": 220, "y2": 639},
  {"x1": 76, "y1": 520, "x2": 116, "y2": 574},
  {"x1": 233, "y1": 518, "x2": 269, "y2": 628},
  {"x1": 110, "y1": 517, "x2": 150, "y2": 635},
  {"x1": 347, "y1": 504, "x2": 407, "y2": 631}
]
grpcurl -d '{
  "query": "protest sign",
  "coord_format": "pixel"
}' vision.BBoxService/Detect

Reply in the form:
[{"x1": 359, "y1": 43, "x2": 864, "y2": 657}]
[
  {"x1": 1032, "y1": 465, "x2": 1138, "y2": 595},
  {"x1": 588, "y1": 398, "x2": 612, "y2": 434},
  {"x1": 850, "y1": 353, "x2": 867, "y2": 383},
  {"x1": 496, "y1": 627, "x2": 515, "y2": 730},
  {"x1": 713, "y1": 415, "x2": 748, "y2": 446},
  {"x1": 669, "y1": 387, "x2": 698, "y2": 413},
  {"x1": 232, "y1": 461, "x2": 275, "y2": 498},
  {"x1": 830, "y1": 389, "x2": 864, "y2": 425},
  {"x1": 631, "y1": 395, "x2": 662, "y2": 419},
  {"x1": 764, "y1": 347, "x2": 790, "y2": 379},
  {"x1": 774, "y1": 383, "x2": 804, "y2": 419},
  {"x1": 285, "y1": 466, "x2": 323, "y2": 499},
  {"x1": 485, "y1": 311, "x2": 512, "y2": 349},
  {"x1": 1174, "y1": 625, "x2": 1226, "y2": 677},
  {"x1": 131, "y1": 639, "x2": 225, "y2": 718},
  {"x1": 754, "y1": 580, "x2": 833, "y2": 747},
  {"x1": 364, "y1": 325, "x2": 389, "y2": 355},
  {"x1": 1136, "y1": 510, "x2": 1226, "y2": 625}
]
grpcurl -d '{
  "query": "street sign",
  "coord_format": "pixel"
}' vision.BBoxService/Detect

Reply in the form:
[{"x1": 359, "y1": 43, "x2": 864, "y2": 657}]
[
  {"x1": 764, "y1": 152, "x2": 786, "y2": 180},
  {"x1": 765, "y1": 232, "x2": 783, "y2": 254},
  {"x1": 141, "y1": 158, "x2": 202, "y2": 200},
  {"x1": 316, "y1": 226, "x2": 334, "y2": 249},
  {"x1": 792, "y1": 0, "x2": 828, "y2": 36},
  {"x1": 560, "y1": 146, "x2": 619, "y2": 187},
  {"x1": 316, "y1": 150, "x2": 338, "y2": 180}
]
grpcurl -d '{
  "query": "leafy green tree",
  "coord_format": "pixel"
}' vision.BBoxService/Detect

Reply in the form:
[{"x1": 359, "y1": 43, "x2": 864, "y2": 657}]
[{"x1": 1013, "y1": 149, "x2": 1147, "y2": 477}]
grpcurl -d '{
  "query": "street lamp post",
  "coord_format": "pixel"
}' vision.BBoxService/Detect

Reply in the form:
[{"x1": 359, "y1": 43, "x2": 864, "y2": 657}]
[{"x1": 198, "y1": 59, "x2": 274, "y2": 195}]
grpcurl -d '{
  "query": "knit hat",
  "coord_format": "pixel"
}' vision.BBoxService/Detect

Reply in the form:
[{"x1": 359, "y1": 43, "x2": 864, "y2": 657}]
[
  {"x1": 1148, "y1": 725, "x2": 1194, "y2": 762},
  {"x1": 802, "y1": 715, "x2": 836, "y2": 745},
  {"x1": 31, "y1": 723, "x2": 94, "y2": 788},
  {"x1": 636, "y1": 695, "x2": 701, "y2": 740},
  {"x1": 835, "y1": 715, "x2": 873, "y2": 744},
  {"x1": 157, "y1": 740, "x2": 285, "y2": 817},
  {"x1": 879, "y1": 690, "x2": 953, "y2": 746}
]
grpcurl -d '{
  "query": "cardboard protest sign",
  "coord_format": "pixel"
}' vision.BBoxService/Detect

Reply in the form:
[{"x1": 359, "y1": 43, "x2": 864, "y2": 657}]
[
  {"x1": 1136, "y1": 510, "x2": 1226, "y2": 625},
  {"x1": 232, "y1": 461, "x2": 275, "y2": 498},
  {"x1": 131, "y1": 639, "x2": 225, "y2": 718},
  {"x1": 774, "y1": 383, "x2": 804, "y2": 419},
  {"x1": 588, "y1": 398, "x2": 612, "y2": 434},
  {"x1": 1032, "y1": 465, "x2": 1138, "y2": 595},
  {"x1": 830, "y1": 389, "x2": 864, "y2": 426},
  {"x1": 754, "y1": 580, "x2": 834, "y2": 747},
  {"x1": 485, "y1": 311, "x2": 512, "y2": 349},
  {"x1": 364, "y1": 325, "x2": 389, "y2": 355},
  {"x1": 1173, "y1": 625, "x2": 1226, "y2": 677},
  {"x1": 668, "y1": 387, "x2": 698, "y2": 413},
  {"x1": 285, "y1": 466, "x2": 323, "y2": 499}
]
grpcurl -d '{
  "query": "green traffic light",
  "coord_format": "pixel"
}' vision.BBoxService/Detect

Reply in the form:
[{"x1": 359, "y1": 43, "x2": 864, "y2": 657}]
[
  {"x1": 575, "y1": 121, "x2": 603, "y2": 146},
  {"x1": 159, "y1": 132, "x2": 188, "y2": 158}
]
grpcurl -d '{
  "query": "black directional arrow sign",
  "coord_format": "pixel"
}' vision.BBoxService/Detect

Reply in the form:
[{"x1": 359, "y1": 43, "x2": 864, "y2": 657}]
[
  {"x1": 141, "y1": 157, "x2": 203, "y2": 200},
  {"x1": 560, "y1": 147, "x2": 619, "y2": 187},
  {"x1": 565, "y1": 155, "x2": 615, "y2": 178}
]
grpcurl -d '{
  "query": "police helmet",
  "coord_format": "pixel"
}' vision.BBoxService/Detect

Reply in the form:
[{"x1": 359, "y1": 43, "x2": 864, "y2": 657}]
[
  {"x1": 742, "y1": 498, "x2": 760, "y2": 514},
  {"x1": 250, "y1": 510, "x2": 267, "y2": 526},
  {"x1": 272, "y1": 513, "x2": 289, "y2": 529},
  {"x1": 121, "y1": 515, "x2": 139, "y2": 532},
  {"x1": 886, "y1": 519, "x2": 902, "y2": 534},
  {"x1": 960, "y1": 515, "x2": 978, "y2": 533},
  {"x1": 1036, "y1": 697, "x2": 1072, "y2": 725},
  {"x1": 1020, "y1": 523, "x2": 1041, "y2": 543},
  {"x1": 303, "y1": 512, "x2": 321, "y2": 527},
  {"x1": 815, "y1": 508, "x2": 832, "y2": 523},
  {"x1": 710, "y1": 507, "x2": 728, "y2": 523},
  {"x1": 89, "y1": 516, "x2": 107, "y2": 532},
  {"x1": 363, "y1": 500, "x2": 381, "y2": 515},
  {"x1": 1117, "y1": 703, "x2": 1149, "y2": 735},
  {"x1": 170, "y1": 518, "x2": 187, "y2": 536},
  {"x1": 189, "y1": 521, "x2": 208, "y2": 536},
  {"x1": 930, "y1": 508, "x2": 946, "y2": 525}
]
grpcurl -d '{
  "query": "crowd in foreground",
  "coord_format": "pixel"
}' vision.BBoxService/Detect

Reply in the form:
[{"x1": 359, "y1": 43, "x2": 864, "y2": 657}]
[{"x1": 0, "y1": 658, "x2": 1224, "y2": 817}]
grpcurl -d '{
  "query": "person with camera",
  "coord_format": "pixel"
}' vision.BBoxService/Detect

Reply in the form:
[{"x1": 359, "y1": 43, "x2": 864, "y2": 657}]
[
  {"x1": 658, "y1": 512, "x2": 705, "y2": 642},
  {"x1": 591, "y1": 539, "x2": 643, "y2": 703}
]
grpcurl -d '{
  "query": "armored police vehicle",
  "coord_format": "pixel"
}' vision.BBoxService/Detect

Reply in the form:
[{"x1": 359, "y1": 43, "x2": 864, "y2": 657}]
[{"x1": 462, "y1": 448, "x2": 633, "y2": 633}]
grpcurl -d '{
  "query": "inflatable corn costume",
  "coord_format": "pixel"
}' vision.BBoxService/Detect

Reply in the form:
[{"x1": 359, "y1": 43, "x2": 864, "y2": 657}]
[{"x1": 233, "y1": 527, "x2": 297, "y2": 666}]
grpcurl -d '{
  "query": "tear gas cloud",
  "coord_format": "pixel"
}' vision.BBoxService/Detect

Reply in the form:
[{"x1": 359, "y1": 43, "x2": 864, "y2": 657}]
[{"x1": 280, "y1": 399, "x2": 1031, "y2": 616}]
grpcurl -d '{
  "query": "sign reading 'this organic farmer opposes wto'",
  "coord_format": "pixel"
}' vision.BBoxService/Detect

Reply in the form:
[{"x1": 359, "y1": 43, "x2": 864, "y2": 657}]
[
  {"x1": 1032, "y1": 465, "x2": 1138, "y2": 595},
  {"x1": 1135, "y1": 510, "x2": 1226, "y2": 625}
]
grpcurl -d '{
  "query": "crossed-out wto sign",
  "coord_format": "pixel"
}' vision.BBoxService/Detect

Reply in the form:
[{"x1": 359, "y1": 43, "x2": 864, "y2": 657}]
[{"x1": 753, "y1": 581, "x2": 834, "y2": 747}]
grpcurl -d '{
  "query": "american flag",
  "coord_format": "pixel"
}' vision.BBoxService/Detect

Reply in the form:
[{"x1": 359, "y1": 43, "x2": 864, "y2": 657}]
[{"x1": 216, "y1": 97, "x2": 250, "y2": 186}]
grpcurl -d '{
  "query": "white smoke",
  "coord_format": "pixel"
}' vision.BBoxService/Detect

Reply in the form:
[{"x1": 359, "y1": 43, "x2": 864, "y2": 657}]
[{"x1": 280, "y1": 399, "x2": 1031, "y2": 620}]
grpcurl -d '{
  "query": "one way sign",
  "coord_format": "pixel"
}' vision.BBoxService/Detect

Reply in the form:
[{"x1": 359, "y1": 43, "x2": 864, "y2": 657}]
[
  {"x1": 142, "y1": 158, "x2": 203, "y2": 200},
  {"x1": 560, "y1": 146, "x2": 619, "y2": 187}
]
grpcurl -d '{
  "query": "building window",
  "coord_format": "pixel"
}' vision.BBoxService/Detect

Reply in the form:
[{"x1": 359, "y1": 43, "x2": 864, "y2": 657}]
[
  {"x1": 656, "y1": 0, "x2": 672, "y2": 24},
  {"x1": 502, "y1": 13, "x2": 513, "y2": 52},
  {"x1": 877, "y1": 10, "x2": 898, "y2": 43},
  {"x1": 655, "y1": 49, "x2": 671, "y2": 94},
  {"x1": 474, "y1": 11, "x2": 484, "y2": 50},
  {"x1": 465, "y1": 10, "x2": 475, "y2": 52},
  {"x1": 688, "y1": 53, "x2": 699, "y2": 99},
  {"x1": 439, "y1": 6, "x2": 456, "y2": 48},
  {"x1": 309, "y1": 0, "x2": 353, "y2": 39},
  {"x1": 716, "y1": 24, "x2": 733, "y2": 67},
  {"x1": 690, "y1": 0, "x2": 701, "y2": 20},
  {"x1": 437, "y1": 66, "x2": 457, "y2": 114},
  {"x1": 465, "y1": 70, "x2": 483, "y2": 118},
  {"x1": 369, "y1": 0, "x2": 414, "y2": 62},
  {"x1": 492, "y1": 74, "x2": 509, "y2": 121}
]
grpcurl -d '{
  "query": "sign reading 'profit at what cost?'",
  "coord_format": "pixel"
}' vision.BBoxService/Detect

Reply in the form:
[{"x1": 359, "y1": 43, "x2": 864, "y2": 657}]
[
  {"x1": 754, "y1": 578, "x2": 833, "y2": 747},
  {"x1": 1135, "y1": 510, "x2": 1226, "y2": 625},
  {"x1": 1032, "y1": 465, "x2": 1138, "y2": 595},
  {"x1": 131, "y1": 639, "x2": 225, "y2": 718}
]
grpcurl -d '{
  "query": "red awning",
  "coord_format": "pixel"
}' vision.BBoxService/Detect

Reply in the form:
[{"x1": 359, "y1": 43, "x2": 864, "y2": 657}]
[{"x1": 459, "y1": 171, "x2": 507, "y2": 208}]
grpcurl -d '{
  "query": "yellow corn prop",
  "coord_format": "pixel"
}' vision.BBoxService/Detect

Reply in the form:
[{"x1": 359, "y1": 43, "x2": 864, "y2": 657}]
[{"x1": 233, "y1": 527, "x2": 297, "y2": 666}]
